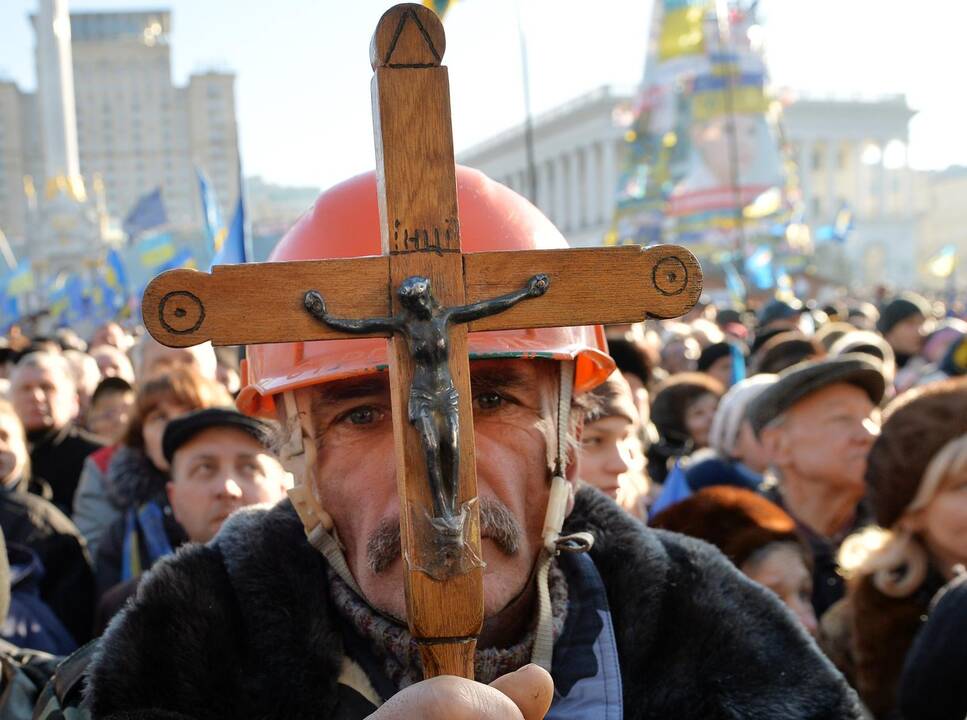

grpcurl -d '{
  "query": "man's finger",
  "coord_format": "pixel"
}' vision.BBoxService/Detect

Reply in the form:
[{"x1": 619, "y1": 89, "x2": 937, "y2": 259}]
[{"x1": 489, "y1": 664, "x2": 554, "y2": 720}]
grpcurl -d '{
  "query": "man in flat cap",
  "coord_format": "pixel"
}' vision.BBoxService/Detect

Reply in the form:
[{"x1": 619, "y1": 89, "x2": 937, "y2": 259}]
[{"x1": 747, "y1": 355, "x2": 885, "y2": 619}]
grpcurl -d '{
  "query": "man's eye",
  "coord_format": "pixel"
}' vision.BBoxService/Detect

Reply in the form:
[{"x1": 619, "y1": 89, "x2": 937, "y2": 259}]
[
  {"x1": 475, "y1": 392, "x2": 504, "y2": 410},
  {"x1": 344, "y1": 406, "x2": 381, "y2": 425}
]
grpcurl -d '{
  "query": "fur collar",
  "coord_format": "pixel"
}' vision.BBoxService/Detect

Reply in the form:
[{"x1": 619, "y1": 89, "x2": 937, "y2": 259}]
[{"x1": 104, "y1": 446, "x2": 167, "y2": 509}]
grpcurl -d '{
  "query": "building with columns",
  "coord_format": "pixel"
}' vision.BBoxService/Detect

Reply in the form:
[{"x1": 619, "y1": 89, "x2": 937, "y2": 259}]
[{"x1": 459, "y1": 86, "x2": 924, "y2": 289}]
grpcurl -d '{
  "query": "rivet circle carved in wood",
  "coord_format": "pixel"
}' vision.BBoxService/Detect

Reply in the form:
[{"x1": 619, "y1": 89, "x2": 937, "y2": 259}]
[
  {"x1": 653, "y1": 256, "x2": 688, "y2": 296},
  {"x1": 158, "y1": 291, "x2": 206, "y2": 335}
]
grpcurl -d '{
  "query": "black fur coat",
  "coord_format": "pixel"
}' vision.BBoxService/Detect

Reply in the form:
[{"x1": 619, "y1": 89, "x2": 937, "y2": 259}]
[{"x1": 87, "y1": 488, "x2": 863, "y2": 719}]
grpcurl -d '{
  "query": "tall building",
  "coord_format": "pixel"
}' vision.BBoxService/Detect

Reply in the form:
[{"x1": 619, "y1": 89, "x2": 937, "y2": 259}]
[
  {"x1": 459, "y1": 87, "x2": 923, "y2": 289},
  {"x1": 0, "y1": 8, "x2": 240, "y2": 251}
]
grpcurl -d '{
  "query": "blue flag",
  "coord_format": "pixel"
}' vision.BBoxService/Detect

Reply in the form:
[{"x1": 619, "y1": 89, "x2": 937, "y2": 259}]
[
  {"x1": 210, "y1": 196, "x2": 246, "y2": 268},
  {"x1": 138, "y1": 233, "x2": 177, "y2": 271},
  {"x1": 123, "y1": 188, "x2": 168, "y2": 239},
  {"x1": 744, "y1": 246, "x2": 774, "y2": 290},
  {"x1": 197, "y1": 170, "x2": 224, "y2": 251}
]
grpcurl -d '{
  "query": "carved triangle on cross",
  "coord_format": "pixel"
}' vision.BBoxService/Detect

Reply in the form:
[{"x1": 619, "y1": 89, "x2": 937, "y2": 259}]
[{"x1": 373, "y1": 6, "x2": 444, "y2": 68}]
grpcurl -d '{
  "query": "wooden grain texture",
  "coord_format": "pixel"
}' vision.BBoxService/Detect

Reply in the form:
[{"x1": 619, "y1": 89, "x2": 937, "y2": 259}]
[
  {"x1": 141, "y1": 257, "x2": 390, "y2": 347},
  {"x1": 464, "y1": 244, "x2": 703, "y2": 331},
  {"x1": 371, "y1": 3, "x2": 484, "y2": 677}
]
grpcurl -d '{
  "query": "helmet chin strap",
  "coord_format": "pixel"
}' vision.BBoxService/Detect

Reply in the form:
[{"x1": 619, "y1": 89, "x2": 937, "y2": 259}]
[
  {"x1": 282, "y1": 360, "x2": 593, "y2": 671},
  {"x1": 531, "y1": 360, "x2": 595, "y2": 671}
]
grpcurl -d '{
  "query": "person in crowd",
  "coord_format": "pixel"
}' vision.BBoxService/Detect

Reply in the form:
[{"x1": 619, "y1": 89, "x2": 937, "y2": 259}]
[
  {"x1": 747, "y1": 355, "x2": 884, "y2": 619},
  {"x1": 821, "y1": 378, "x2": 967, "y2": 719},
  {"x1": 696, "y1": 340, "x2": 747, "y2": 388},
  {"x1": 657, "y1": 323, "x2": 701, "y2": 375},
  {"x1": 94, "y1": 407, "x2": 291, "y2": 629},
  {"x1": 9, "y1": 352, "x2": 101, "y2": 514},
  {"x1": 847, "y1": 302, "x2": 880, "y2": 331},
  {"x1": 134, "y1": 335, "x2": 218, "y2": 383},
  {"x1": 89, "y1": 344, "x2": 136, "y2": 386},
  {"x1": 84, "y1": 169, "x2": 861, "y2": 719},
  {"x1": 651, "y1": 486, "x2": 818, "y2": 636},
  {"x1": 73, "y1": 368, "x2": 232, "y2": 564},
  {"x1": 0, "y1": 529, "x2": 62, "y2": 717},
  {"x1": 214, "y1": 347, "x2": 243, "y2": 396},
  {"x1": 578, "y1": 370, "x2": 649, "y2": 520},
  {"x1": 647, "y1": 372, "x2": 724, "y2": 485},
  {"x1": 815, "y1": 321, "x2": 859, "y2": 351},
  {"x1": 684, "y1": 374, "x2": 778, "y2": 493},
  {"x1": 85, "y1": 377, "x2": 135, "y2": 444},
  {"x1": 829, "y1": 330, "x2": 897, "y2": 389},
  {"x1": 756, "y1": 297, "x2": 804, "y2": 335},
  {"x1": 897, "y1": 572, "x2": 967, "y2": 720},
  {"x1": 876, "y1": 292, "x2": 931, "y2": 370},
  {"x1": 89, "y1": 322, "x2": 131, "y2": 353},
  {"x1": 0, "y1": 400, "x2": 95, "y2": 646},
  {"x1": 62, "y1": 349, "x2": 101, "y2": 418},
  {"x1": 53, "y1": 328, "x2": 87, "y2": 354},
  {"x1": 752, "y1": 330, "x2": 825, "y2": 375},
  {"x1": 894, "y1": 319, "x2": 967, "y2": 392}
]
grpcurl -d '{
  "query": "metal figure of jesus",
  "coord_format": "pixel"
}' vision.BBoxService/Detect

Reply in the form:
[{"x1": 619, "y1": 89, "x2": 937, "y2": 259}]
[{"x1": 304, "y1": 273, "x2": 549, "y2": 567}]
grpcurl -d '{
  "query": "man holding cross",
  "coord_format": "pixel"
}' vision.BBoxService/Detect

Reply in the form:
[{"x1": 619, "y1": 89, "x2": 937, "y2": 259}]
[{"x1": 81, "y1": 5, "x2": 860, "y2": 719}]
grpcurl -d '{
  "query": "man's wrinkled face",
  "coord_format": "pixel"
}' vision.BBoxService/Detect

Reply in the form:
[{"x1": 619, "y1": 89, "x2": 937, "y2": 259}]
[
  {"x1": 11, "y1": 365, "x2": 78, "y2": 432},
  {"x1": 306, "y1": 359, "x2": 555, "y2": 621},
  {"x1": 0, "y1": 413, "x2": 28, "y2": 487},
  {"x1": 167, "y1": 427, "x2": 289, "y2": 543},
  {"x1": 769, "y1": 383, "x2": 879, "y2": 492}
]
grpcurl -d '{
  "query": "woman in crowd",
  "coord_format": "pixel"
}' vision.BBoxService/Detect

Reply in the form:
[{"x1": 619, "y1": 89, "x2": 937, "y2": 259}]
[
  {"x1": 684, "y1": 374, "x2": 778, "y2": 494},
  {"x1": 72, "y1": 367, "x2": 231, "y2": 562},
  {"x1": 651, "y1": 486, "x2": 818, "y2": 636},
  {"x1": 823, "y1": 377, "x2": 967, "y2": 719},
  {"x1": 646, "y1": 372, "x2": 724, "y2": 485}
]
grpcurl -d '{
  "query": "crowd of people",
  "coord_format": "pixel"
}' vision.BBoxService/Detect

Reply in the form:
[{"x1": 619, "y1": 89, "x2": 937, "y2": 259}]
[{"x1": 0, "y1": 171, "x2": 964, "y2": 719}]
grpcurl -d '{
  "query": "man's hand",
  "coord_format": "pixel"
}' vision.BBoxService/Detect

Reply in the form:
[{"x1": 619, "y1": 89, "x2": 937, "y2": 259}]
[
  {"x1": 527, "y1": 274, "x2": 550, "y2": 297},
  {"x1": 368, "y1": 664, "x2": 553, "y2": 720}
]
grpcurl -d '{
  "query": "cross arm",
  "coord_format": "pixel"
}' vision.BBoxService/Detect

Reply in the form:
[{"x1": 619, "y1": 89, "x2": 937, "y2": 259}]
[
  {"x1": 462, "y1": 244, "x2": 702, "y2": 332},
  {"x1": 445, "y1": 274, "x2": 547, "y2": 324},
  {"x1": 141, "y1": 256, "x2": 391, "y2": 348}
]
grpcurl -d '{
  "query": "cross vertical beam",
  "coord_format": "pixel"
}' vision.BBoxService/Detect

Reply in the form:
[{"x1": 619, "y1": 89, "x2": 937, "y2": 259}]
[{"x1": 370, "y1": 4, "x2": 483, "y2": 679}]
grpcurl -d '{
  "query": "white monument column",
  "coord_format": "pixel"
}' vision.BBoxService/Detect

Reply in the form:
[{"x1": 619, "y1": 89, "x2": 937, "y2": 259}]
[
  {"x1": 536, "y1": 160, "x2": 550, "y2": 215},
  {"x1": 825, "y1": 141, "x2": 837, "y2": 220},
  {"x1": 37, "y1": 0, "x2": 81, "y2": 186},
  {"x1": 585, "y1": 144, "x2": 599, "y2": 226},
  {"x1": 553, "y1": 155, "x2": 566, "y2": 228},
  {"x1": 568, "y1": 151, "x2": 581, "y2": 231},
  {"x1": 798, "y1": 141, "x2": 812, "y2": 220},
  {"x1": 601, "y1": 138, "x2": 616, "y2": 224}
]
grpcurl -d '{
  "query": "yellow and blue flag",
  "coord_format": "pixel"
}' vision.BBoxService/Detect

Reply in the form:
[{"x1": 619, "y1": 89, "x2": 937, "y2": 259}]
[
  {"x1": 5, "y1": 260, "x2": 35, "y2": 297},
  {"x1": 423, "y1": 0, "x2": 458, "y2": 18},
  {"x1": 210, "y1": 196, "x2": 246, "y2": 268},
  {"x1": 123, "y1": 187, "x2": 168, "y2": 240},
  {"x1": 138, "y1": 233, "x2": 177, "y2": 270},
  {"x1": 197, "y1": 170, "x2": 224, "y2": 253},
  {"x1": 926, "y1": 244, "x2": 957, "y2": 279}
]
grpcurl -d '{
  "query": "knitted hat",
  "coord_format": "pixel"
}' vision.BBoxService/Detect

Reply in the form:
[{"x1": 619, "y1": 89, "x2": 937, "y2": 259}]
[
  {"x1": 865, "y1": 377, "x2": 967, "y2": 527},
  {"x1": 650, "y1": 486, "x2": 803, "y2": 568},
  {"x1": 747, "y1": 354, "x2": 886, "y2": 436},
  {"x1": 876, "y1": 293, "x2": 930, "y2": 336},
  {"x1": 586, "y1": 370, "x2": 638, "y2": 424},
  {"x1": 708, "y1": 374, "x2": 778, "y2": 457},
  {"x1": 696, "y1": 341, "x2": 734, "y2": 373}
]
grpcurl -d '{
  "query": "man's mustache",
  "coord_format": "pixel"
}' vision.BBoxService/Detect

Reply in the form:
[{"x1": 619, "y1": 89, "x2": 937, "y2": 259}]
[{"x1": 366, "y1": 497, "x2": 522, "y2": 574}]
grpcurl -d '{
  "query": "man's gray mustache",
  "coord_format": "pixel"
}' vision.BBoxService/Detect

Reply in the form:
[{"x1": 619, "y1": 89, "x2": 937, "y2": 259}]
[{"x1": 366, "y1": 497, "x2": 522, "y2": 574}]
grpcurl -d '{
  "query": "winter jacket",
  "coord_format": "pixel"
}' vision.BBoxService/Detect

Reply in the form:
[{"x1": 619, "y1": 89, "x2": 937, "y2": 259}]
[
  {"x1": 26, "y1": 424, "x2": 101, "y2": 516},
  {"x1": 0, "y1": 487, "x2": 94, "y2": 645},
  {"x1": 87, "y1": 488, "x2": 863, "y2": 719},
  {"x1": 73, "y1": 446, "x2": 166, "y2": 562},
  {"x1": 0, "y1": 639, "x2": 60, "y2": 720},
  {"x1": 2, "y1": 543, "x2": 77, "y2": 655}
]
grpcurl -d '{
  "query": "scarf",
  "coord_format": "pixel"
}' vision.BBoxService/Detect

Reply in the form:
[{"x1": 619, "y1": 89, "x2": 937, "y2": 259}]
[{"x1": 328, "y1": 559, "x2": 569, "y2": 691}]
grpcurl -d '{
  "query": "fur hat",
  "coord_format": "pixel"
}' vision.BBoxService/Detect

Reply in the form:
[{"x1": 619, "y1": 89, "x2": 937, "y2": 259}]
[
  {"x1": 865, "y1": 377, "x2": 967, "y2": 527},
  {"x1": 650, "y1": 372, "x2": 725, "y2": 446},
  {"x1": 747, "y1": 355, "x2": 886, "y2": 436},
  {"x1": 651, "y1": 486, "x2": 803, "y2": 568}
]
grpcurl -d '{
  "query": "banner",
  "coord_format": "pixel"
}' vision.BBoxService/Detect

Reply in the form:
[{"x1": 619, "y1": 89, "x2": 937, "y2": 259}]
[{"x1": 610, "y1": 0, "x2": 795, "y2": 261}]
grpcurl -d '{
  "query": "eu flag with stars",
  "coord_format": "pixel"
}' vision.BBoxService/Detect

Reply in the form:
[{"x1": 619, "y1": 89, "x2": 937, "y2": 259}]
[{"x1": 123, "y1": 188, "x2": 168, "y2": 240}]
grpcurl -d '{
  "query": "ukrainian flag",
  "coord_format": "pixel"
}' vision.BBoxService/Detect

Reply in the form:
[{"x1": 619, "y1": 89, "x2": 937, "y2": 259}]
[
  {"x1": 423, "y1": 0, "x2": 458, "y2": 18},
  {"x1": 138, "y1": 233, "x2": 176, "y2": 270},
  {"x1": 5, "y1": 260, "x2": 35, "y2": 296}
]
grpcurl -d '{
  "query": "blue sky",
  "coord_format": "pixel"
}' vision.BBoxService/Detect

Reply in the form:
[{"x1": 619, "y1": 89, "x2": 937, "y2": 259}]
[{"x1": 0, "y1": 0, "x2": 963, "y2": 189}]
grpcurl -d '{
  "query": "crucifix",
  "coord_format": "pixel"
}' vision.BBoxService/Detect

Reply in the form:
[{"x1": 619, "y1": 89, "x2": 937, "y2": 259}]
[{"x1": 143, "y1": 2, "x2": 702, "y2": 682}]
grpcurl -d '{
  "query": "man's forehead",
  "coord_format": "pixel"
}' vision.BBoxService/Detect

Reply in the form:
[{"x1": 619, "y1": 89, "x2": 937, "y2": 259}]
[
  {"x1": 175, "y1": 426, "x2": 269, "y2": 459},
  {"x1": 790, "y1": 382, "x2": 874, "y2": 415},
  {"x1": 309, "y1": 359, "x2": 546, "y2": 403}
]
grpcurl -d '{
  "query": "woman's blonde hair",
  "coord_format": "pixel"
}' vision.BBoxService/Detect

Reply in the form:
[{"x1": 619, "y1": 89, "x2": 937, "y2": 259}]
[{"x1": 840, "y1": 434, "x2": 967, "y2": 597}]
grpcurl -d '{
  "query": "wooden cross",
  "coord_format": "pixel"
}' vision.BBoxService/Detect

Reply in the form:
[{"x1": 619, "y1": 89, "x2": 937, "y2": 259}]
[{"x1": 142, "y1": 3, "x2": 702, "y2": 682}]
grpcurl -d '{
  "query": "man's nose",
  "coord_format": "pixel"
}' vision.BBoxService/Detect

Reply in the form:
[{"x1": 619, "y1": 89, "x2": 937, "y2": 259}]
[{"x1": 215, "y1": 476, "x2": 244, "y2": 499}]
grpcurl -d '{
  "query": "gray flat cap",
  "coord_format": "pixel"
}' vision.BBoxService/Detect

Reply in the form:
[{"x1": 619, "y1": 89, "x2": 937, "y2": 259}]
[{"x1": 747, "y1": 354, "x2": 886, "y2": 436}]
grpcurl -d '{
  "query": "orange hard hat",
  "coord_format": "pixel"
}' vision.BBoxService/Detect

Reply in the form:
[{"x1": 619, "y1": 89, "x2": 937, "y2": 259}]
[{"x1": 237, "y1": 166, "x2": 614, "y2": 418}]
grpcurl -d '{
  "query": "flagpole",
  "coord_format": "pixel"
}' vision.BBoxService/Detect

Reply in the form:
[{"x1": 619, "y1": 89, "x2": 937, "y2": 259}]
[{"x1": 516, "y1": 0, "x2": 538, "y2": 204}]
